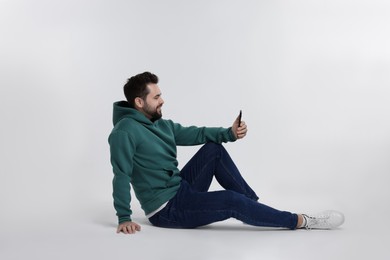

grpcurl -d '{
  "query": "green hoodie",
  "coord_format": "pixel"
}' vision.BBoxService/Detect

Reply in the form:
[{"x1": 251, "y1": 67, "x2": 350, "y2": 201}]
[{"x1": 108, "y1": 101, "x2": 237, "y2": 224}]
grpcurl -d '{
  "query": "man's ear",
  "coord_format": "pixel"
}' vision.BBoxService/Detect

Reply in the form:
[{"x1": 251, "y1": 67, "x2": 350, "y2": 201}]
[{"x1": 134, "y1": 97, "x2": 144, "y2": 109}]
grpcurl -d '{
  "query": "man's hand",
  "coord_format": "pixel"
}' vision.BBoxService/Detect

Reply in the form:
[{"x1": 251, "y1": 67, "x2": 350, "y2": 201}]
[
  {"x1": 117, "y1": 221, "x2": 141, "y2": 234},
  {"x1": 232, "y1": 115, "x2": 247, "y2": 139}
]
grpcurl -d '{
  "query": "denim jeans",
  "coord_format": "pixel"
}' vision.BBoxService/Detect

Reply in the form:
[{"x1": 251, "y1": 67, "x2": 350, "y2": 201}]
[{"x1": 149, "y1": 143, "x2": 298, "y2": 229}]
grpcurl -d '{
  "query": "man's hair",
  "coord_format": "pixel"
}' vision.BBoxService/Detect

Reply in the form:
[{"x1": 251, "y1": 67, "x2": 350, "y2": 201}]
[{"x1": 123, "y1": 72, "x2": 159, "y2": 108}]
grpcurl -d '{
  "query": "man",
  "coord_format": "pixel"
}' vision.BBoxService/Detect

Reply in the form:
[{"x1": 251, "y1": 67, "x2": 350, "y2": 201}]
[{"x1": 108, "y1": 72, "x2": 344, "y2": 234}]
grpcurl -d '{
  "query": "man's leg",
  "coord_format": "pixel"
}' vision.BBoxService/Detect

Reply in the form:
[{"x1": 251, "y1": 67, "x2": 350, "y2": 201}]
[
  {"x1": 180, "y1": 143, "x2": 259, "y2": 201},
  {"x1": 149, "y1": 181, "x2": 344, "y2": 230},
  {"x1": 149, "y1": 180, "x2": 298, "y2": 229}
]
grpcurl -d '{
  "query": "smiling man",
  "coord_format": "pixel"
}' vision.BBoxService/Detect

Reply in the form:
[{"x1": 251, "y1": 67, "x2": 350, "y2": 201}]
[{"x1": 108, "y1": 71, "x2": 345, "y2": 234}]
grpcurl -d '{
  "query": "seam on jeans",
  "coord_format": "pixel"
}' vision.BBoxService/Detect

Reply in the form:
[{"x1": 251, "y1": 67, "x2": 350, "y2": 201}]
[
  {"x1": 191, "y1": 143, "x2": 221, "y2": 186},
  {"x1": 180, "y1": 208, "x2": 281, "y2": 228},
  {"x1": 216, "y1": 144, "x2": 252, "y2": 197},
  {"x1": 219, "y1": 160, "x2": 249, "y2": 196},
  {"x1": 190, "y1": 157, "x2": 216, "y2": 187},
  {"x1": 234, "y1": 211, "x2": 281, "y2": 228}
]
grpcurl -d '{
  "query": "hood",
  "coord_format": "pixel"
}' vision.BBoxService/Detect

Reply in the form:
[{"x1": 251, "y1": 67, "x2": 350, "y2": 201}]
[{"x1": 112, "y1": 101, "x2": 152, "y2": 126}]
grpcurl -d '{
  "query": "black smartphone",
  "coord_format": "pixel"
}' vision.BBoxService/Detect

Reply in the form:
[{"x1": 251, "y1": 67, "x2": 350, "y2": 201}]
[{"x1": 238, "y1": 110, "x2": 242, "y2": 127}]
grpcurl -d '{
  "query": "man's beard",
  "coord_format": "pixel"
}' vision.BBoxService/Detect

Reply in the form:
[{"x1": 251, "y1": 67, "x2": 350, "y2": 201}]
[
  {"x1": 144, "y1": 103, "x2": 162, "y2": 122},
  {"x1": 150, "y1": 111, "x2": 162, "y2": 122}
]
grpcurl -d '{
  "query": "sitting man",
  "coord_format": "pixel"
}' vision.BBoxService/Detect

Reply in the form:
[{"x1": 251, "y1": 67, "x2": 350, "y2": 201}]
[{"x1": 108, "y1": 71, "x2": 345, "y2": 234}]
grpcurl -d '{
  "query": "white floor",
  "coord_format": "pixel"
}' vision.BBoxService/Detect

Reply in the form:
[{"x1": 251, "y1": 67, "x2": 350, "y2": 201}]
[{"x1": 1, "y1": 200, "x2": 388, "y2": 260}]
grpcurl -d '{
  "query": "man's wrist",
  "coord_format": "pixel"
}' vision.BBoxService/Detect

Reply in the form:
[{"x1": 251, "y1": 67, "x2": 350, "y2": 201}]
[{"x1": 229, "y1": 127, "x2": 237, "y2": 141}]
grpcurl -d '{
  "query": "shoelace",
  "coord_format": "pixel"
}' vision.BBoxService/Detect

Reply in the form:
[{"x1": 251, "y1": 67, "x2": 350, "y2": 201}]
[{"x1": 303, "y1": 214, "x2": 331, "y2": 230}]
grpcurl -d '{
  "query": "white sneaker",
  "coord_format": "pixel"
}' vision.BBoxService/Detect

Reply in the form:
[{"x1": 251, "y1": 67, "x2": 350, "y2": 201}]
[{"x1": 302, "y1": 210, "x2": 345, "y2": 230}]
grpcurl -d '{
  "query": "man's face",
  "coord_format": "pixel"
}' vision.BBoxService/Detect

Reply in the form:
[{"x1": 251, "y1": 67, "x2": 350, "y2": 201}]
[{"x1": 141, "y1": 83, "x2": 164, "y2": 121}]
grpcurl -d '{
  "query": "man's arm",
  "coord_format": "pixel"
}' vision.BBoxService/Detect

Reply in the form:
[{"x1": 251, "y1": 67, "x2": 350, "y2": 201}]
[
  {"x1": 171, "y1": 114, "x2": 248, "y2": 145},
  {"x1": 109, "y1": 130, "x2": 138, "y2": 233}
]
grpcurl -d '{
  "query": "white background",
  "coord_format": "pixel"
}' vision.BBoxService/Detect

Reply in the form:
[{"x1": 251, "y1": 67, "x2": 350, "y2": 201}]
[{"x1": 1, "y1": 0, "x2": 389, "y2": 259}]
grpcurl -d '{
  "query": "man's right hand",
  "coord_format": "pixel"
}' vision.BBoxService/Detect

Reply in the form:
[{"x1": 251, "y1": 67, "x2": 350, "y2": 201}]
[{"x1": 117, "y1": 221, "x2": 141, "y2": 234}]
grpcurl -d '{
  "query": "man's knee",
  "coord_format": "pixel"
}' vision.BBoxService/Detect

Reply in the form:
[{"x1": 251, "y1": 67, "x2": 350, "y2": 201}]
[
  {"x1": 202, "y1": 142, "x2": 223, "y2": 151},
  {"x1": 199, "y1": 142, "x2": 229, "y2": 160}
]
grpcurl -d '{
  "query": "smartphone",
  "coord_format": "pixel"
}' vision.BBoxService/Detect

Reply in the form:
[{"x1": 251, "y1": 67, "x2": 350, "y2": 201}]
[{"x1": 238, "y1": 110, "x2": 242, "y2": 127}]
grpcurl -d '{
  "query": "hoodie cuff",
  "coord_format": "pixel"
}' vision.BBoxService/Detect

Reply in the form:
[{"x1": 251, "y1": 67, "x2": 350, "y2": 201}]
[
  {"x1": 228, "y1": 127, "x2": 237, "y2": 142},
  {"x1": 118, "y1": 215, "x2": 132, "y2": 224}
]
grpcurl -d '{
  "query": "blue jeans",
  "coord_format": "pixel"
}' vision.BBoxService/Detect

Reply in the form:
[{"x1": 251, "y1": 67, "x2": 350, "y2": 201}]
[{"x1": 149, "y1": 143, "x2": 298, "y2": 229}]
